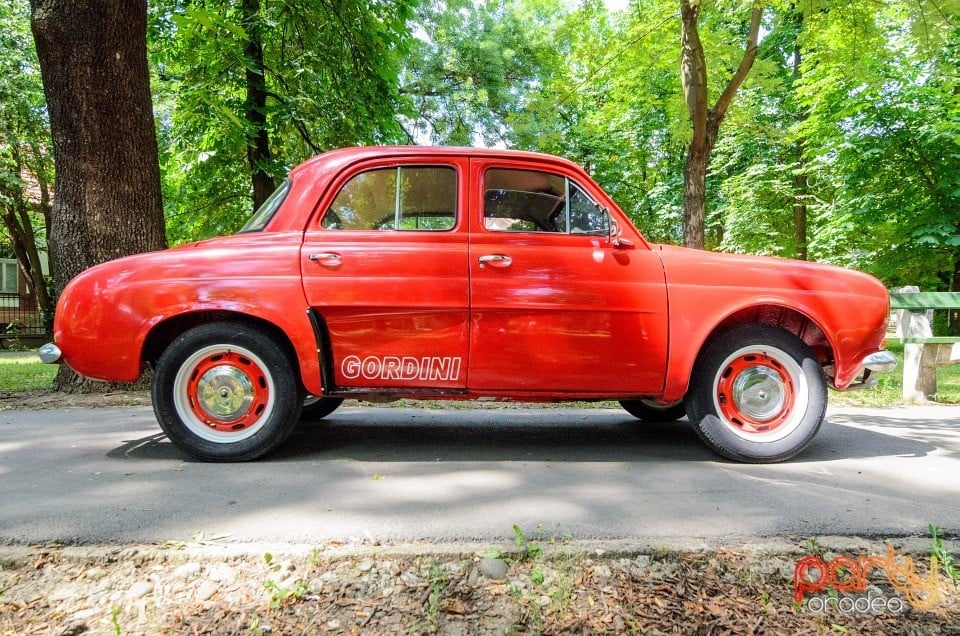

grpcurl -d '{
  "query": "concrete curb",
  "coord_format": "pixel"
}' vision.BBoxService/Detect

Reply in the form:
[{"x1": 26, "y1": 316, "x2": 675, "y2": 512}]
[{"x1": 2, "y1": 535, "x2": 957, "y2": 569}]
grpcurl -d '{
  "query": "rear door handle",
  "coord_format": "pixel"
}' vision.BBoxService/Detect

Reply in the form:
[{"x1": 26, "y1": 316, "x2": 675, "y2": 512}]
[
  {"x1": 478, "y1": 254, "x2": 512, "y2": 268},
  {"x1": 309, "y1": 252, "x2": 342, "y2": 267}
]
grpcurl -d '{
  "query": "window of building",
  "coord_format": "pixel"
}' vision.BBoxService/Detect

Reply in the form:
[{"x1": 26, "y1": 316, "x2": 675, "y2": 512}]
[{"x1": 0, "y1": 260, "x2": 18, "y2": 294}]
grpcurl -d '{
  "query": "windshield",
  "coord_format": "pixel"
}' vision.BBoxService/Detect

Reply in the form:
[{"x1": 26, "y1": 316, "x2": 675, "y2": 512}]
[{"x1": 238, "y1": 178, "x2": 291, "y2": 233}]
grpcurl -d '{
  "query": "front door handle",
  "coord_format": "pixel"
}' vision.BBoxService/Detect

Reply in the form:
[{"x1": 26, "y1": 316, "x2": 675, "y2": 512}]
[
  {"x1": 309, "y1": 252, "x2": 342, "y2": 267},
  {"x1": 478, "y1": 254, "x2": 512, "y2": 268}
]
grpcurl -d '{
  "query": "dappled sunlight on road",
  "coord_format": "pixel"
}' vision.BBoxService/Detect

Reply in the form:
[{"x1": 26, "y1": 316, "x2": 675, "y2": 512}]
[{"x1": 1, "y1": 405, "x2": 959, "y2": 544}]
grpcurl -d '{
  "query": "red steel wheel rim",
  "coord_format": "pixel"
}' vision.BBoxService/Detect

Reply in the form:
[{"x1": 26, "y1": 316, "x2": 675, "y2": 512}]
[
  {"x1": 716, "y1": 352, "x2": 796, "y2": 436},
  {"x1": 185, "y1": 351, "x2": 270, "y2": 433}
]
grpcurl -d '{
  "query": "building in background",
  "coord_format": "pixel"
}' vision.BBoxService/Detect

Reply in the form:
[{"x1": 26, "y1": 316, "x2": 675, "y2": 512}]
[{"x1": 0, "y1": 251, "x2": 49, "y2": 343}]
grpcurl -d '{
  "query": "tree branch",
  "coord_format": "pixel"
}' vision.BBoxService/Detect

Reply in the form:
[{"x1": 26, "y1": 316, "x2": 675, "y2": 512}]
[{"x1": 710, "y1": 5, "x2": 762, "y2": 122}]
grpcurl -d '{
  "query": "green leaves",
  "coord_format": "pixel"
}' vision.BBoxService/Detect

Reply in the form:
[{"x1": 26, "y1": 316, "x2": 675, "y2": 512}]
[
  {"x1": 152, "y1": 0, "x2": 414, "y2": 243},
  {"x1": 14, "y1": 0, "x2": 944, "y2": 286}
]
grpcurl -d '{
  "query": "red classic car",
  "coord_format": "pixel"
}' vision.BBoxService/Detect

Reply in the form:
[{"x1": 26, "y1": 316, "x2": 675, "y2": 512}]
[{"x1": 40, "y1": 147, "x2": 895, "y2": 463}]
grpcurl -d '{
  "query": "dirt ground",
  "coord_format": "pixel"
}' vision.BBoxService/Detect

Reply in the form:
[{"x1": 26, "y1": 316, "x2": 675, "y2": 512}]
[
  {"x1": 0, "y1": 390, "x2": 616, "y2": 412},
  {"x1": 1, "y1": 539, "x2": 958, "y2": 636},
  {"x1": 0, "y1": 389, "x2": 152, "y2": 411}
]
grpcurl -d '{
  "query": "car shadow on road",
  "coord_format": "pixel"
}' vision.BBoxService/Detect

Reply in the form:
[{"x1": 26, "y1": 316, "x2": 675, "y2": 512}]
[
  {"x1": 108, "y1": 432, "x2": 186, "y2": 461},
  {"x1": 108, "y1": 409, "x2": 939, "y2": 464}
]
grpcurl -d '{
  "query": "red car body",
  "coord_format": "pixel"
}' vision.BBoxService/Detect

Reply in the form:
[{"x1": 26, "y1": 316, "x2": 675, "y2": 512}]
[{"x1": 47, "y1": 147, "x2": 894, "y2": 462}]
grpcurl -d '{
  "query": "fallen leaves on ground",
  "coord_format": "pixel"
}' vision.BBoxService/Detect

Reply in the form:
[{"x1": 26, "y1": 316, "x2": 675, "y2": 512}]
[{"x1": 1, "y1": 545, "x2": 958, "y2": 635}]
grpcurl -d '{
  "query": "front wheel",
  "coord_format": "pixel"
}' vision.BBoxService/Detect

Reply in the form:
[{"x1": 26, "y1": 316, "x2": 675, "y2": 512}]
[
  {"x1": 686, "y1": 325, "x2": 827, "y2": 463},
  {"x1": 152, "y1": 323, "x2": 303, "y2": 461}
]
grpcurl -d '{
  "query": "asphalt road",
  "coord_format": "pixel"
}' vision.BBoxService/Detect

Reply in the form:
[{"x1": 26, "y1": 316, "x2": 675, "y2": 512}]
[{"x1": 1, "y1": 404, "x2": 958, "y2": 546}]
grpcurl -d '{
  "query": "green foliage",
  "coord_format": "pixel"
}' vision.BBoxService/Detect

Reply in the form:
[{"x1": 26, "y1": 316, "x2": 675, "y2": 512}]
[
  {"x1": 929, "y1": 524, "x2": 960, "y2": 587},
  {"x1": 788, "y1": 3, "x2": 959, "y2": 284},
  {"x1": 5, "y1": 0, "x2": 955, "y2": 295},
  {"x1": 263, "y1": 578, "x2": 307, "y2": 609},
  {"x1": 111, "y1": 606, "x2": 123, "y2": 636},
  {"x1": 262, "y1": 551, "x2": 307, "y2": 608},
  {"x1": 507, "y1": 0, "x2": 689, "y2": 244},
  {"x1": 401, "y1": 0, "x2": 565, "y2": 147},
  {"x1": 512, "y1": 524, "x2": 543, "y2": 561},
  {"x1": 0, "y1": 0, "x2": 51, "y2": 256},
  {"x1": 530, "y1": 566, "x2": 544, "y2": 585},
  {"x1": 425, "y1": 563, "x2": 447, "y2": 624},
  {"x1": 150, "y1": 0, "x2": 415, "y2": 243}
]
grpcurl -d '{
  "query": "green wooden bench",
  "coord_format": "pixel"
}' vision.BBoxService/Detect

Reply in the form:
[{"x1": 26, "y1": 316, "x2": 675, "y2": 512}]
[{"x1": 888, "y1": 291, "x2": 960, "y2": 400}]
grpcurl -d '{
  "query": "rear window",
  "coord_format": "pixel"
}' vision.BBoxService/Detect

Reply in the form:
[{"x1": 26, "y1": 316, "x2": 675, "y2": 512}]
[{"x1": 238, "y1": 178, "x2": 291, "y2": 233}]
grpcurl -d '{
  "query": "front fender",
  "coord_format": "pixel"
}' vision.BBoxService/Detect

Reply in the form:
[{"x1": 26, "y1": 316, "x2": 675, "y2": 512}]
[{"x1": 657, "y1": 248, "x2": 889, "y2": 401}]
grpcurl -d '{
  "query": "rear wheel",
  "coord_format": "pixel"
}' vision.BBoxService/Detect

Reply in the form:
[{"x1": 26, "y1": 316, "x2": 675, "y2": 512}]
[
  {"x1": 152, "y1": 323, "x2": 302, "y2": 461},
  {"x1": 301, "y1": 396, "x2": 344, "y2": 421},
  {"x1": 619, "y1": 398, "x2": 686, "y2": 422},
  {"x1": 686, "y1": 324, "x2": 827, "y2": 463}
]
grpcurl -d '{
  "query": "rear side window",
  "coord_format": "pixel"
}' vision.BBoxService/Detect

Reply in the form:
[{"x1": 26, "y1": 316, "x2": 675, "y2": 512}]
[
  {"x1": 239, "y1": 178, "x2": 291, "y2": 233},
  {"x1": 321, "y1": 166, "x2": 457, "y2": 231}
]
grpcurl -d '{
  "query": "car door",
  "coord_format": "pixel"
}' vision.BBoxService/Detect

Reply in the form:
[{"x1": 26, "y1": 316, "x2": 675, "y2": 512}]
[
  {"x1": 300, "y1": 156, "x2": 469, "y2": 392},
  {"x1": 467, "y1": 158, "x2": 669, "y2": 395}
]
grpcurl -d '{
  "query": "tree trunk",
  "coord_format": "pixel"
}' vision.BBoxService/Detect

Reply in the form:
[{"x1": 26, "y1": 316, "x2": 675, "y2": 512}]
[
  {"x1": 680, "y1": 0, "x2": 708, "y2": 249},
  {"x1": 791, "y1": 26, "x2": 808, "y2": 261},
  {"x1": 683, "y1": 145, "x2": 708, "y2": 249},
  {"x1": 792, "y1": 171, "x2": 808, "y2": 260},
  {"x1": 680, "y1": 0, "x2": 762, "y2": 250},
  {"x1": 30, "y1": 0, "x2": 167, "y2": 392},
  {"x1": 28, "y1": 138, "x2": 54, "y2": 244},
  {"x1": 241, "y1": 0, "x2": 275, "y2": 211}
]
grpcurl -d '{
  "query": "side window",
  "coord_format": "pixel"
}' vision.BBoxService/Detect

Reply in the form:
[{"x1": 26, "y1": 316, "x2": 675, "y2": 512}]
[
  {"x1": 398, "y1": 167, "x2": 457, "y2": 230},
  {"x1": 484, "y1": 169, "x2": 607, "y2": 235},
  {"x1": 484, "y1": 169, "x2": 566, "y2": 232},
  {"x1": 568, "y1": 183, "x2": 607, "y2": 234},
  {"x1": 321, "y1": 166, "x2": 456, "y2": 231}
]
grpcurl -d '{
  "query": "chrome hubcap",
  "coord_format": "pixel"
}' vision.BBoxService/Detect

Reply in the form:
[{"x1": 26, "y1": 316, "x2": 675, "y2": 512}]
[
  {"x1": 196, "y1": 366, "x2": 254, "y2": 421},
  {"x1": 732, "y1": 366, "x2": 784, "y2": 422}
]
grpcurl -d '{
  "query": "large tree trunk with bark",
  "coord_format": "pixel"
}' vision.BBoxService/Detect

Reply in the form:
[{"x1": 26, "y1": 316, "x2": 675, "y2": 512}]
[
  {"x1": 30, "y1": 0, "x2": 167, "y2": 392},
  {"x1": 241, "y1": 0, "x2": 276, "y2": 211},
  {"x1": 680, "y1": 0, "x2": 762, "y2": 250}
]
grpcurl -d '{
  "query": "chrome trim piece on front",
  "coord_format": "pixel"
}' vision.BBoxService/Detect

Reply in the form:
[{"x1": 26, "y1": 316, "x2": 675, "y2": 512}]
[
  {"x1": 38, "y1": 343, "x2": 62, "y2": 364},
  {"x1": 861, "y1": 351, "x2": 898, "y2": 373}
]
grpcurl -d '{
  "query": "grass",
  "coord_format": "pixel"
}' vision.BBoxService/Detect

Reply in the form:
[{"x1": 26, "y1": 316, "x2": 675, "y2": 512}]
[{"x1": 0, "y1": 353, "x2": 56, "y2": 391}]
